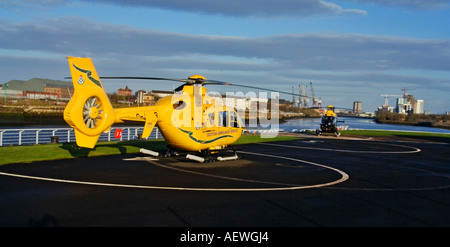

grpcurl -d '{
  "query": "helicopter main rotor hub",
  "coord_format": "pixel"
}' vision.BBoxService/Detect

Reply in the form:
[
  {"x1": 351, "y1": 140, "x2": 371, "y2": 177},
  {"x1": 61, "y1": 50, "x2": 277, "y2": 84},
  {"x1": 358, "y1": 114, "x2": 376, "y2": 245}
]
[{"x1": 188, "y1": 75, "x2": 206, "y2": 84}]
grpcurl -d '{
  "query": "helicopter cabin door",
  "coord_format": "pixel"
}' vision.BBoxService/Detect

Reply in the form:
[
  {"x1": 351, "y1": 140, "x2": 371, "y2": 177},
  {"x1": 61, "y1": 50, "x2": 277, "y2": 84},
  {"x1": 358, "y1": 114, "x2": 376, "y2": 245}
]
[{"x1": 202, "y1": 108, "x2": 241, "y2": 145}]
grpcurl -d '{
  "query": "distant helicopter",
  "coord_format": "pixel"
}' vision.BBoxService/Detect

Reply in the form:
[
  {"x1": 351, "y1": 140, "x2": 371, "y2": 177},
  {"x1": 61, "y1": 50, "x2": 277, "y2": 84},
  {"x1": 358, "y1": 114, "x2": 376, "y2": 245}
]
[
  {"x1": 64, "y1": 56, "x2": 247, "y2": 162},
  {"x1": 316, "y1": 105, "x2": 341, "y2": 137}
]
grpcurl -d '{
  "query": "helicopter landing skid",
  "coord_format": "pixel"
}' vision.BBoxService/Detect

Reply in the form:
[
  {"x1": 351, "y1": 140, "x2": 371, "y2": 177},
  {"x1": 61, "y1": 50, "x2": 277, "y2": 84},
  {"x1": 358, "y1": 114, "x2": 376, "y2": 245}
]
[
  {"x1": 139, "y1": 147, "x2": 179, "y2": 158},
  {"x1": 316, "y1": 129, "x2": 341, "y2": 137},
  {"x1": 187, "y1": 148, "x2": 240, "y2": 163},
  {"x1": 140, "y1": 147, "x2": 240, "y2": 163}
]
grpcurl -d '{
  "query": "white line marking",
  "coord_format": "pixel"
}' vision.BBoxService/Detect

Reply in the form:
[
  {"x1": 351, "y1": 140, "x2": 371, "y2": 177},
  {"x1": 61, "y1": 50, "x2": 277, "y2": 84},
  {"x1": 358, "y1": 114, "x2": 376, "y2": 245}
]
[
  {"x1": 145, "y1": 159, "x2": 301, "y2": 187},
  {"x1": 258, "y1": 142, "x2": 421, "y2": 154},
  {"x1": 123, "y1": 157, "x2": 159, "y2": 161},
  {"x1": 0, "y1": 151, "x2": 349, "y2": 192}
]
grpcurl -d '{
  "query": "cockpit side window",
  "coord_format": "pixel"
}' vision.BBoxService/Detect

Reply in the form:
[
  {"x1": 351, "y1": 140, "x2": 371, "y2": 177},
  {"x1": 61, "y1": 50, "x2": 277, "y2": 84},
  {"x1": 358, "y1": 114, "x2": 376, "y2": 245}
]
[
  {"x1": 229, "y1": 110, "x2": 240, "y2": 128},
  {"x1": 208, "y1": 112, "x2": 215, "y2": 126},
  {"x1": 223, "y1": 111, "x2": 229, "y2": 127},
  {"x1": 210, "y1": 110, "x2": 241, "y2": 128},
  {"x1": 217, "y1": 111, "x2": 230, "y2": 127},
  {"x1": 218, "y1": 111, "x2": 223, "y2": 127}
]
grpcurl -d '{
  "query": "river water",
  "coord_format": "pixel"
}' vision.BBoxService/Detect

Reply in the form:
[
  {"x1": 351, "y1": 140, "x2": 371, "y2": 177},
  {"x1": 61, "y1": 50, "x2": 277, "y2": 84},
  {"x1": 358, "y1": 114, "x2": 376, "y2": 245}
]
[
  {"x1": 1, "y1": 116, "x2": 450, "y2": 134},
  {"x1": 278, "y1": 117, "x2": 450, "y2": 134}
]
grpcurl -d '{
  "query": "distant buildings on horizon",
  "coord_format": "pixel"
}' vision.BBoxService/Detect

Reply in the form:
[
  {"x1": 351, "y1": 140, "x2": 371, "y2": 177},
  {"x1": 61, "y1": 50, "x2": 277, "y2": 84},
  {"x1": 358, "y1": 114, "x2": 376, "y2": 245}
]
[
  {"x1": 0, "y1": 79, "x2": 435, "y2": 116},
  {"x1": 377, "y1": 94, "x2": 425, "y2": 115},
  {"x1": 1, "y1": 78, "x2": 74, "y2": 100}
]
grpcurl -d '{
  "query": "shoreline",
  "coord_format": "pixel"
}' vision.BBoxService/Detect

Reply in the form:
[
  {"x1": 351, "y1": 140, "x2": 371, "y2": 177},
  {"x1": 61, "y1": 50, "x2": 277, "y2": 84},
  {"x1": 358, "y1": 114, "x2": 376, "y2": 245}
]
[
  {"x1": 1, "y1": 109, "x2": 449, "y2": 131},
  {"x1": 375, "y1": 119, "x2": 450, "y2": 130}
]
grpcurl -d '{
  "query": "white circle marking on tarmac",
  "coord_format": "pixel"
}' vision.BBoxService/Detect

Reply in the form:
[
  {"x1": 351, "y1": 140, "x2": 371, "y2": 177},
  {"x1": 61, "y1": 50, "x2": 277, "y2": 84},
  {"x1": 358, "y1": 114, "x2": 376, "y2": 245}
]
[
  {"x1": 257, "y1": 142, "x2": 421, "y2": 154},
  {"x1": 258, "y1": 142, "x2": 450, "y2": 191},
  {"x1": 0, "y1": 150, "x2": 349, "y2": 192}
]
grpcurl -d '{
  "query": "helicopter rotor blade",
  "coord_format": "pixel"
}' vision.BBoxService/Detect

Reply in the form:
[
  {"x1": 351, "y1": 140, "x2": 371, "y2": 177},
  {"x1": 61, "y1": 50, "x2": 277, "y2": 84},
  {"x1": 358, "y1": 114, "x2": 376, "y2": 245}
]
[
  {"x1": 100, "y1": 76, "x2": 190, "y2": 83},
  {"x1": 86, "y1": 76, "x2": 314, "y2": 99},
  {"x1": 205, "y1": 80, "x2": 313, "y2": 99}
]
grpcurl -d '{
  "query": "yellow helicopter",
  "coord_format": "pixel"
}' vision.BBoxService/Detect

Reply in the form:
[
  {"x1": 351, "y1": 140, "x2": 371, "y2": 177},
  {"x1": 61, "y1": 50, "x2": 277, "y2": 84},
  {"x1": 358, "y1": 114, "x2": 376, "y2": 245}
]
[
  {"x1": 63, "y1": 56, "x2": 245, "y2": 162},
  {"x1": 316, "y1": 105, "x2": 343, "y2": 137}
]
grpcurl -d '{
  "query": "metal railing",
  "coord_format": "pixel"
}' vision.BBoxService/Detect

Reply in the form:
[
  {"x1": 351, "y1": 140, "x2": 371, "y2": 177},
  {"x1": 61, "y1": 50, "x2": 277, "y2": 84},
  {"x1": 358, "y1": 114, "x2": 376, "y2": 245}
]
[{"x1": 0, "y1": 126, "x2": 162, "y2": 146}]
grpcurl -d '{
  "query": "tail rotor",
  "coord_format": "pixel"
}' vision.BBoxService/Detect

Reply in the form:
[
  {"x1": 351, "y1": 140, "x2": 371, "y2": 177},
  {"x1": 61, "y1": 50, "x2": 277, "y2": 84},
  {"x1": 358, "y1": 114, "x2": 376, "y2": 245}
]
[
  {"x1": 83, "y1": 96, "x2": 103, "y2": 129},
  {"x1": 64, "y1": 56, "x2": 116, "y2": 148}
]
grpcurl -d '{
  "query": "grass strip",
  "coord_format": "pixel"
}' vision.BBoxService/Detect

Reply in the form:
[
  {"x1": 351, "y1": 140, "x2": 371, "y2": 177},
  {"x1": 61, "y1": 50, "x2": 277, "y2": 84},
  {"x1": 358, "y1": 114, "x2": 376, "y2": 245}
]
[
  {"x1": 4, "y1": 129, "x2": 447, "y2": 166},
  {"x1": 0, "y1": 134, "x2": 300, "y2": 166}
]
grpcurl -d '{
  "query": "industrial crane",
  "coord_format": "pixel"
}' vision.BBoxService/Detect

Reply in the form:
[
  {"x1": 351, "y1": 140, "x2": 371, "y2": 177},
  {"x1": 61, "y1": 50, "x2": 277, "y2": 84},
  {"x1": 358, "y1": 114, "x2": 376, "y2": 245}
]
[
  {"x1": 380, "y1": 94, "x2": 401, "y2": 106},
  {"x1": 299, "y1": 83, "x2": 308, "y2": 108},
  {"x1": 402, "y1": 88, "x2": 416, "y2": 97},
  {"x1": 310, "y1": 82, "x2": 319, "y2": 107}
]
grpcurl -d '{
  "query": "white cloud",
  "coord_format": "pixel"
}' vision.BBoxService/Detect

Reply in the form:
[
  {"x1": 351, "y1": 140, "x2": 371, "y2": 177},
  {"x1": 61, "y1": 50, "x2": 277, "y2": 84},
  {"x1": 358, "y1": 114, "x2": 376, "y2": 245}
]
[
  {"x1": 0, "y1": 0, "x2": 67, "y2": 10},
  {"x1": 345, "y1": 0, "x2": 449, "y2": 10},
  {"x1": 1, "y1": 17, "x2": 449, "y2": 112},
  {"x1": 1, "y1": 18, "x2": 449, "y2": 72}
]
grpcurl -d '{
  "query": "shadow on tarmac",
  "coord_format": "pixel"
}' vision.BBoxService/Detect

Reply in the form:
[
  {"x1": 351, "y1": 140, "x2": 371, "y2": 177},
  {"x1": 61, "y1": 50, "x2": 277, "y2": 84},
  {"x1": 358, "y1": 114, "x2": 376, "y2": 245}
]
[{"x1": 59, "y1": 140, "x2": 168, "y2": 158}]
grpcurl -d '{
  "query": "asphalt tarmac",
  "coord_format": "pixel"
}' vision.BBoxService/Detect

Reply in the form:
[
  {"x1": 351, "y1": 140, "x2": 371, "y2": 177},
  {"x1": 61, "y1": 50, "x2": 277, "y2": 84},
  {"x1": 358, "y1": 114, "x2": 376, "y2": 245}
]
[{"x1": 0, "y1": 134, "x2": 449, "y2": 228}]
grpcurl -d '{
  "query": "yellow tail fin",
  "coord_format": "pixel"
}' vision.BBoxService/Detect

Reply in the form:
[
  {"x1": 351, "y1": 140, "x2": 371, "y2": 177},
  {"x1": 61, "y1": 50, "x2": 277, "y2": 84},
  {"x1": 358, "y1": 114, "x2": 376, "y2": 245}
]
[{"x1": 64, "y1": 56, "x2": 116, "y2": 148}]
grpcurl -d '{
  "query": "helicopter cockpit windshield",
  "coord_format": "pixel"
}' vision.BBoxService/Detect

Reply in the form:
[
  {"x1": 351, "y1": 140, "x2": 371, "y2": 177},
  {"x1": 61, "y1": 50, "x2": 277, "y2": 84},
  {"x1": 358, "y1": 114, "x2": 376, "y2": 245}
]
[{"x1": 321, "y1": 115, "x2": 337, "y2": 125}]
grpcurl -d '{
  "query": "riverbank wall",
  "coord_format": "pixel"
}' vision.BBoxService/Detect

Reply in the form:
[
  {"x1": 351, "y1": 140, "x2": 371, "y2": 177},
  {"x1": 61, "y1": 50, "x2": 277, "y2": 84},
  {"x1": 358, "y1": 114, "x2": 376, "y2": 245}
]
[
  {"x1": 0, "y1": 105, "x2": 65, "y2": 124},
  {"x1": 375, "y1": 112, "x2": 450, "y2": 130}
]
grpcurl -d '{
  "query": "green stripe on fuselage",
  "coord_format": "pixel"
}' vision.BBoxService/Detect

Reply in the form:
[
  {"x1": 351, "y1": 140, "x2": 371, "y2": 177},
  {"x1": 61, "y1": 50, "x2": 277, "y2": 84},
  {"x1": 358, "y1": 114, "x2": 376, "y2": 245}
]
[{"x1": 178, "y1": 128, "x2": 233, "y2": 144}]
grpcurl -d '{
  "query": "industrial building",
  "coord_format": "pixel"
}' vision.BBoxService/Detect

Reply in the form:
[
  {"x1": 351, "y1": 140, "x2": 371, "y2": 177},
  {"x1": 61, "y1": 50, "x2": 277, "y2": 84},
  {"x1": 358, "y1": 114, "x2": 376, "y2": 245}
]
[
  {"x1": 1, "y1": 78, "x2": 74, "y2": 100},
  {"x1": 353, "y1": 101, "x2": 362, "y2": 114},
  {"x1": 134, "y1": 90, "x2": 174, "y2": 106},
  {"x1": 396, "y1": 95, "x2": 424, "y2": 114},
  {"x1": 118, "y1": 86, "x2": 132, "y2": 97},
  {"x1": 378, "y1": 90, "x2": 424, "y2": 114},
  {"x1": 414, "y1": 99, "x2": 424, "y2": 114}
]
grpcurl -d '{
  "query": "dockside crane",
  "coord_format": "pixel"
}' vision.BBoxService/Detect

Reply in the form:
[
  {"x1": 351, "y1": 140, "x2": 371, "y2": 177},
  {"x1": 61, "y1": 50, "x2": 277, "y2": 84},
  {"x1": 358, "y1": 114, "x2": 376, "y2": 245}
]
[
  {"x1": 402, "y1": 88, "x2": 416, "y2": 97},
  {"x1": 299, "y1": 83, "x2": 308, "y2": 108},
  {"x1": 304, "y1": 84, "x2": 309, "y2": 108},
  {"x1": 380, "y1": 94, "x2": 401, "y2": 106},
  {"x1": 310, "y1": 82, "x2": 319, "y2": 107},
  {"x1": 298, "y1": 84, "x2": 303, "y2": 108},
  {"x1": 292, "y1": 86, "x2": 296, "y2": 107}
]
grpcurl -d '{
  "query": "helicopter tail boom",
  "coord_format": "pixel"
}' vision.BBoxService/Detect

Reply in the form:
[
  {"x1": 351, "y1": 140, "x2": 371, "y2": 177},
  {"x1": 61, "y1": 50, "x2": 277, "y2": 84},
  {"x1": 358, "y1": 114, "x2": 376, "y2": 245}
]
[{"x1": 64, "y1": 56, "x2": 117, "y2": 148}]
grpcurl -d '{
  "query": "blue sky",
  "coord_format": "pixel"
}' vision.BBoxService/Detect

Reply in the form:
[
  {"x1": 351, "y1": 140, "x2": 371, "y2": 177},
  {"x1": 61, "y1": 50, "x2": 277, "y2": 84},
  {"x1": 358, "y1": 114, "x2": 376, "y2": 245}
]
[{"x1": 1, "y1": 0, "x2": 449, "y2": 113}]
